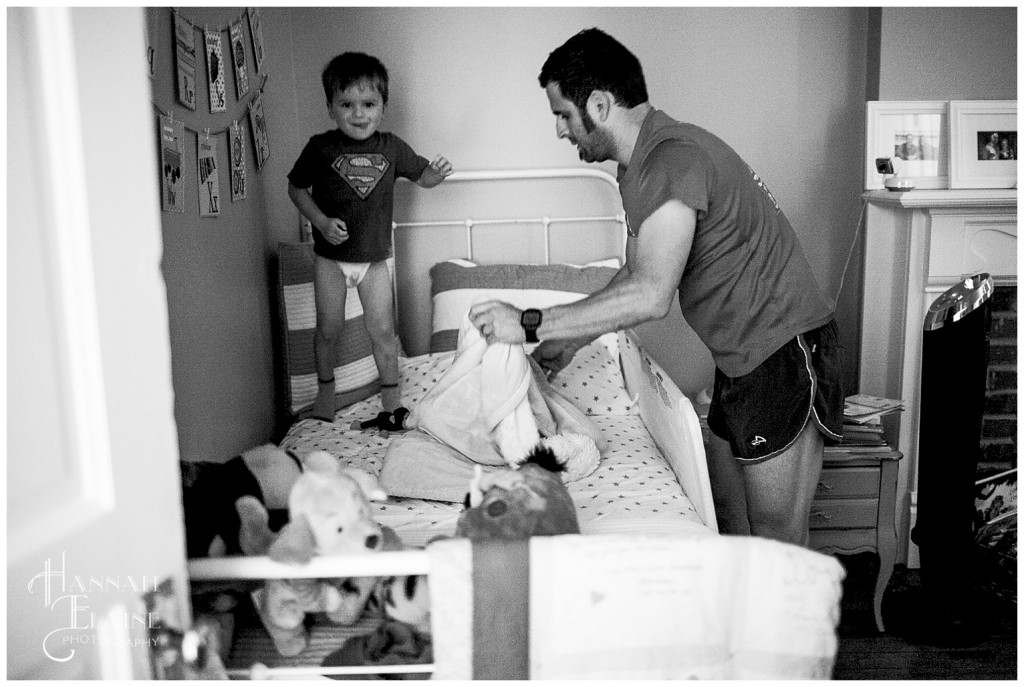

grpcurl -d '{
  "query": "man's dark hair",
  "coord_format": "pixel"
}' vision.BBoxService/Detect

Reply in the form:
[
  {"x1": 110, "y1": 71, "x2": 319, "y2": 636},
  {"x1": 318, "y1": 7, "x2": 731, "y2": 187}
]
[
  {"x1": 322, "y1": 52, "x2": 389, "y2": 105},
  {"x1": 538, "y1": 28, "x2": 648, "y2": 112}
]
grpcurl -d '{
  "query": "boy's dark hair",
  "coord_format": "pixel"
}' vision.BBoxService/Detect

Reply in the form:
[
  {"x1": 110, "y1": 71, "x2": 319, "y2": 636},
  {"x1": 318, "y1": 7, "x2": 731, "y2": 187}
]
[
  {"x1": 322, "y1": 52, "x2": 389, "y2": 105},
  {"x1": 538, "y1": 28, "x2": 648, "y2": 113}
]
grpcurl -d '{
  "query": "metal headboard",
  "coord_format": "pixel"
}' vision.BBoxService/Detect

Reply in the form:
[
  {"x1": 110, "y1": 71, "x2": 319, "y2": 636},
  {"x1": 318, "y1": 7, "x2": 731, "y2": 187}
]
[{"x1": 392, "y1": 167, "x2": 627, "y2": 264}]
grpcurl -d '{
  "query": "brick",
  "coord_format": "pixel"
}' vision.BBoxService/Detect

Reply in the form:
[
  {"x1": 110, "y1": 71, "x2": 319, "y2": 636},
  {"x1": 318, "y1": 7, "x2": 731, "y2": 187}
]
[
  {"x1": 987, "y1": 366, "x2": 1017, "y2": 391},
  {"x1": 982, "y1": 414, "x2": 1017, "y2": 438},
  {"x1": 990, "y1": 287, "x2": 1017, "y2": 313},
  {"x1": 985, "y1": 391, "x2": 1017, "y2": 414},
  {"x1": 987, "y1": 340, "x2": 1017, "y2": 365},
  {"x1": 980, "y1": 439, "x2": 1017, "y2": 465},
  {"x1": 989, "y1": 314, "x2": 1017, "y2": 339}
]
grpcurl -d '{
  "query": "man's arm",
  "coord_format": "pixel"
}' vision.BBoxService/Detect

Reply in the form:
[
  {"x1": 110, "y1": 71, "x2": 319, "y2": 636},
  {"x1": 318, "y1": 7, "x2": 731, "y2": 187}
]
[{"x1": 469, "y1": 199, "x2": 697, "y2": 344}]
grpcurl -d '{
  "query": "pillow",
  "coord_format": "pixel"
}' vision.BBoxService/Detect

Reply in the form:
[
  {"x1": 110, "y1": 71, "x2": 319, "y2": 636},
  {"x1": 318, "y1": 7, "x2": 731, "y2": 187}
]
[
  {"x1": 428, "y1": 258, "x2": 620, "y2": 354},
  {"x1": 275, "y1": 242, "x2": 392, "y2": 418},
  {"x1": 428, "y1": 258, "x2": 636, "y2": 415}
]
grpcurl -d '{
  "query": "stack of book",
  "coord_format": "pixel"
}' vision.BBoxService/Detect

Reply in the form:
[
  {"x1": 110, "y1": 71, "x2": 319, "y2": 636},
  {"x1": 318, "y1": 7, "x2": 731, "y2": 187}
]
[{"x1": 826, "y1": 394, "x2": 905, "y2": 454}]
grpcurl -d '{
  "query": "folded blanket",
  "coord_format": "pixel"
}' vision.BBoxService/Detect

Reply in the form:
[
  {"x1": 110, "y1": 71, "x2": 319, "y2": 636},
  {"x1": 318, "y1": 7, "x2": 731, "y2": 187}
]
[
  {"x1": 426, "y1": 533, "x2": 845, "y2": 680},
  {"x1": 402, "y1": 313, "x2": 601, "y2": 472}
]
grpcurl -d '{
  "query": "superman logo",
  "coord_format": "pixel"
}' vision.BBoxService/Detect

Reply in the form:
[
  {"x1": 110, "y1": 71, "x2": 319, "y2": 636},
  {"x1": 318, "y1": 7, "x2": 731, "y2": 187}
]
[{"x1": 332, "y1": 153, "x2": 390, "y2": 199}]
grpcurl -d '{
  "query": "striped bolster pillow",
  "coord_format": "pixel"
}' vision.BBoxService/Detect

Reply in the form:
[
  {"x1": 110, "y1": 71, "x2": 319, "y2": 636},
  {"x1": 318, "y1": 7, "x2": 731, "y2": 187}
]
[
  {"x1": 428, "y1": 259, "x2": 619, "y2": 354},
  {"x1": 276, "y1": 242, "x2": 385, "y2": 418}
]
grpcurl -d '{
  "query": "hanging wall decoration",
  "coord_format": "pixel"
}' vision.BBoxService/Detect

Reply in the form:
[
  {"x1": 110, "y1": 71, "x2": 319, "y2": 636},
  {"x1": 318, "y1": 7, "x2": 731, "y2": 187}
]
[
  {"x1": 249, "y1": 91, "x2": 270, "y2": 169},
  {"x1": 173, "y1": 11, "x2": 197, "y2": 110},
  {"x1": 197, "y1": 133, "x2": 221, "y2": 216},
  {"x1": 205, "y1": 29, "x2": 227, "y2": 113},
  {"x1": 248, "y1": 7, "x2": 266, "y2": 74},
  {"x1": 160, "y1": 114, "x2": 185, "y2": 213},
  {"x1": 230, "y1": 120, "x2": 247, "y2": 201},
  {"x1": 229, "y1": 19, "x2": 250, "y2": 99},
  {"x1": 157, "y1": 8, "x2": 271, "y2": 214}
]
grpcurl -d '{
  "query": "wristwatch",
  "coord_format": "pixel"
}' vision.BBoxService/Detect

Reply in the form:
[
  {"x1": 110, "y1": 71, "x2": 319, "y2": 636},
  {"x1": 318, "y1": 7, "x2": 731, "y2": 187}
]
[{"x1": 520, "y1": 308, "x2": 542, "y2": 343}]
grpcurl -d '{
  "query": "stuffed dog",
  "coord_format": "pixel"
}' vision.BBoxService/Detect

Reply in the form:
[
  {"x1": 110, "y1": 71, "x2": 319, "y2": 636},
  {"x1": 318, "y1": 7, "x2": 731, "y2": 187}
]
[
  {"x1": 238, "y1": 450, "x2": 397, "y2": 657},
  {"x1": 456, "y1": 445, "x2": 581, "y2": 540}
]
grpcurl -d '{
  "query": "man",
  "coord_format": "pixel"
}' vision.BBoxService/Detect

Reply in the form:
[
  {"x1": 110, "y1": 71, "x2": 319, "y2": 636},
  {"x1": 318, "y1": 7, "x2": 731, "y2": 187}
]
[{"x1": 468, "y1": 28, "x2": 844, "y2": 546}]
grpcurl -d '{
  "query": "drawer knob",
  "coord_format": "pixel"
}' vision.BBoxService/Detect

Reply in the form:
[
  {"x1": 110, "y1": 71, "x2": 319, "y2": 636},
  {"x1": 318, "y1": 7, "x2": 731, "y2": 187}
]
[
  {"x1": 817, "y1": 481, "x2": 834, "y2": 492},
  {"x1": 811, "y1": 510, "x2": 833, "y2": 522}
]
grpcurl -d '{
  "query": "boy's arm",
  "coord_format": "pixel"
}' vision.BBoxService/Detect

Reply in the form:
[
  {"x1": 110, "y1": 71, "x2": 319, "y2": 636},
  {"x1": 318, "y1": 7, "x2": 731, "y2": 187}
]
[
  {"x1": 415, "y1": 155, "x2": 453, "y2": 188},
  {"x1": 287, "y1": 182, "x2": 348, "y2": 245}
]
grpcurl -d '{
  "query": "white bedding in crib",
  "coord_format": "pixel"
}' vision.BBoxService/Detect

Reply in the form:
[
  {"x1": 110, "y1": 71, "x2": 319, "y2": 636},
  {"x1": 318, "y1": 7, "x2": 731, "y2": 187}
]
[{"x1": 279, "y1": 350, "x2": 708, "y2": 548}]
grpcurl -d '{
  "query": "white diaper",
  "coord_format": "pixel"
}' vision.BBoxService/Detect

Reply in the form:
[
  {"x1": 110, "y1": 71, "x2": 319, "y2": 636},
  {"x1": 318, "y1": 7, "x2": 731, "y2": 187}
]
[{"x1": 337, "y1": 261, "x2": 371, "y2": 288}]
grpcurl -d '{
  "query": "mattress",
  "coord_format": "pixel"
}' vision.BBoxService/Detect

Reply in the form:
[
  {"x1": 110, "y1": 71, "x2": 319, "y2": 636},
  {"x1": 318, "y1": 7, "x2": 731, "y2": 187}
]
[{"x1": 279, "y1": 351, "x2": 708, "y2": 549}]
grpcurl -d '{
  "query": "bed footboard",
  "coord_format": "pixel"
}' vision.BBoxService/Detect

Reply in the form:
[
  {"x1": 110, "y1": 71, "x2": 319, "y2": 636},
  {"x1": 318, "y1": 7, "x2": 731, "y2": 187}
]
[{"x1": 619, "y1": 329, "x2": 717, "y2": 532}]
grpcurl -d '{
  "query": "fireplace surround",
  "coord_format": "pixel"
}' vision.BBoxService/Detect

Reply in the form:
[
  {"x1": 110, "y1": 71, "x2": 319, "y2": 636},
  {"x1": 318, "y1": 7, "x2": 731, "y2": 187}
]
[{"x1": 858, "y1": 188, "x2": 1017, "y2": 566}]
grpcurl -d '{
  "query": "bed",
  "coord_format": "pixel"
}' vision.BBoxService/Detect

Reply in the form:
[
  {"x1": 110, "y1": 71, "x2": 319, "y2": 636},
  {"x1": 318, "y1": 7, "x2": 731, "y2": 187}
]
[{"x1": 186, "y1": 169, "x2": 844, "y2": 680}]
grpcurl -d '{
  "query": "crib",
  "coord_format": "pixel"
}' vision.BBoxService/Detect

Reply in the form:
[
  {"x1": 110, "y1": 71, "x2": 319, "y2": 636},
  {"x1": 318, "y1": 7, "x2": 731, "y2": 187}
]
[{"x1": 184, "y1": 169, "x2": 845, "y2": 679}]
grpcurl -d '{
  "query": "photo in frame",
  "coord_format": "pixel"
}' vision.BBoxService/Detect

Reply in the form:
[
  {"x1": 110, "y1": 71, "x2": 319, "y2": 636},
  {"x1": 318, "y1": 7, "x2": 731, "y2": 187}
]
[
  {"x1": 864, "y1": 101, "x2": 948, "y2": 190},
  {"x1": 949, "y1": 100, "x2": 1018, "y2": 189}
]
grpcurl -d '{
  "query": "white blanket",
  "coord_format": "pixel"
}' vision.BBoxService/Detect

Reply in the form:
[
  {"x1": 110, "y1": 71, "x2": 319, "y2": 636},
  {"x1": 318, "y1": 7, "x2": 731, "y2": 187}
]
[{"x1": 404, "y1": 313, "x2": 601, "y2": 471}]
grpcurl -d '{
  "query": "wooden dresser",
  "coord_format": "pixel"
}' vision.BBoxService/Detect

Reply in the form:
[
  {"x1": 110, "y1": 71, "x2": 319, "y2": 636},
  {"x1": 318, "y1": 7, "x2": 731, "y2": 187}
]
[{"x1": 809, "y1": 448, "x2": 903, "y2": 633}]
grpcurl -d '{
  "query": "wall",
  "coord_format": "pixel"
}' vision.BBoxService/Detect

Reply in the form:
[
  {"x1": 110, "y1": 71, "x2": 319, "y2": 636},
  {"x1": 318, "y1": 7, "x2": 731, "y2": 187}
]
[
  {"x1": 150, "y1": 7, "x2": 1016, "y2": 461},
  {"x1": 878, "y1": 7, "x2": 1017, "y2": 101},
  {"x1": 147, "y1": 7, "x2": 286, "y2": 461},
  {"x1": 279, "y1": 6, "x2": 871, "y2": 398}
]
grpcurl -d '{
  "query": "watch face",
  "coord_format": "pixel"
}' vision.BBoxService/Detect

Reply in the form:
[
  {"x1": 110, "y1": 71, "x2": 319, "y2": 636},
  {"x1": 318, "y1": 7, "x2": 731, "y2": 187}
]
[{"x1": 521, "y1": 309, "x2": 541, "y2": 327}]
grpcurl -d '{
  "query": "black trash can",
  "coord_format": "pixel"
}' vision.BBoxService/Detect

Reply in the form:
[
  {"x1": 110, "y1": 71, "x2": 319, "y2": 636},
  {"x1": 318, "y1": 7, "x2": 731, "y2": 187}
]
[{"x1": 910, "y1": 272, "x2": 993, "y2": 645}]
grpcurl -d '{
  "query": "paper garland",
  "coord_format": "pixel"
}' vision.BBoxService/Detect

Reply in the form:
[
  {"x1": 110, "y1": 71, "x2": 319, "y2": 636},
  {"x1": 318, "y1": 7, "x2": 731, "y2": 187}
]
[
  {"x1": 248, "y1": 91, "x2": 271, "y2": 169},
  {"x1": 197, "y1": 134, "x2": 221, "y2": 216},
  {"x1": 230, "y1": 120, "x2": 247, "y2": 201},
  {"x1": 173, "y1": 12, "x2": 197, "y2": 110},
  {"x1": 248, "y1": 8, "x2": 267, "y2": 74},
  {"x1": 161, "y1": 8, "x2": 271, "y2": 214},
  {"x1": 230, "y1": 19, "x2": 250, "y2": 99},
  {"x1": 205, "y1": 29, "x2": 227, "y2": 113},
  {"x1": 160, "y1": 115, "x2": 185, "y2": 213}
]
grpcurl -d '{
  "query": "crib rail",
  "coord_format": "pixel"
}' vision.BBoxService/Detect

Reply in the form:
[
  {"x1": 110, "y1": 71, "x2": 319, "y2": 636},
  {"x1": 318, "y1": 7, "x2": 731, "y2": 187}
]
[{"x1": 187, "y1": 549, "x2": 431, "y2": 580}]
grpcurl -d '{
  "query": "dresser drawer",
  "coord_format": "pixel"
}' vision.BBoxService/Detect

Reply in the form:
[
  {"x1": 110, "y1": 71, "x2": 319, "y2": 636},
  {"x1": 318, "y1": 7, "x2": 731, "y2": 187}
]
[
  {"x1": 815, "y1": 466, "x2": 880, "y2": 499},
  {"x1": 809, "y1": 498, "x2": 878, "y2": 529}
]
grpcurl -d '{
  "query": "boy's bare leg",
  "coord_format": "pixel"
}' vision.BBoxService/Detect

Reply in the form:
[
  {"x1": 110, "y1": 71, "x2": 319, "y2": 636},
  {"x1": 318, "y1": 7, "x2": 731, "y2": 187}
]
[
  {"x1": 705, "y1": 430, "x2": 751, "y2": 535},
  {"x1": 313, "y1": 256, "x2": 348, "y2": 421},
  {"x1": 741, "y1": 421, "x2": 825, "y2": 546},
  {"x1": 357, "y1": 262, "x2": 402, "y2": 413}
]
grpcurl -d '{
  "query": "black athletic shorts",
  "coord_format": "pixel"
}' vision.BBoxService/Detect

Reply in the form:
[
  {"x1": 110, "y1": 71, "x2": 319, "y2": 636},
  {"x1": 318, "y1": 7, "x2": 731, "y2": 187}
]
[{"x1": 707, "y1": 319, "x2": 845, "y2": 463}]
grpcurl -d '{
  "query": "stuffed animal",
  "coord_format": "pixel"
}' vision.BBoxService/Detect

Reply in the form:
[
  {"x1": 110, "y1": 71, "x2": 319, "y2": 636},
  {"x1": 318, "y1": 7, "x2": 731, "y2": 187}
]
[
  {"x1": 238, "y1": 450, "x2": 397, "y2": 657},
  {"x1": 180, "y1": 444, "x2": 307, "y2": 558},
  {"x1": 456, "y1": 446, "x2": 581, "y2": 540}
]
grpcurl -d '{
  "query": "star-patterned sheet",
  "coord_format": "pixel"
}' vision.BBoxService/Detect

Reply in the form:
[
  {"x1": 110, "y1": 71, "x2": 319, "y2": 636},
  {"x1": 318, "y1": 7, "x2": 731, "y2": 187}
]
[{"x1": 280, "y1": 351, "x2": 710, "y2": 548}]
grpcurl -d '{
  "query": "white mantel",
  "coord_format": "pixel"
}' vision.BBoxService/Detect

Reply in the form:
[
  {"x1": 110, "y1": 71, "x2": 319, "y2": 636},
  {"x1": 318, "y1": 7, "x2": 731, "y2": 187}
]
[{"x1": 858, "y1": 188, "x2": 1017, "y2": 566}]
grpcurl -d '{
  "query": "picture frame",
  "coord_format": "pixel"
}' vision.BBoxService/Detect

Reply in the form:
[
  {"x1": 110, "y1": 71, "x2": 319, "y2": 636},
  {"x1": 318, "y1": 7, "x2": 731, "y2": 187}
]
[
  {"x1": 864, "y1": 101, "x2": 948, "y2": 190},
  {"x1": 949, "y1": 100, "x2": 1018, "y2": 189}
]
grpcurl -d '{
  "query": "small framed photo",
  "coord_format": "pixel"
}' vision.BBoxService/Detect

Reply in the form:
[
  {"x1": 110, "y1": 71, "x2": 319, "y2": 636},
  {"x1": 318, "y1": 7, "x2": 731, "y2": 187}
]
[
  {"x1": 949, "y1": 100, "x2": 1017, "y2": 189},
  {"x1": 865, "y1": 101, "x2": 948, "y2": 189}
]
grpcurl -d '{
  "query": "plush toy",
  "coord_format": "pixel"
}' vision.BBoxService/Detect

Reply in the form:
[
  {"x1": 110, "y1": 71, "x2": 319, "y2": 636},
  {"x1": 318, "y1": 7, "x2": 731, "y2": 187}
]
[
  {"x1": 181, "y1": 444, "x2": 308, "y2": 558},
  {"x1": 238, "y1": 450, "x2": 397, "y2": 657},
  {"x1": 456, "y1": 446, "x2": 581, "y2": 540}
]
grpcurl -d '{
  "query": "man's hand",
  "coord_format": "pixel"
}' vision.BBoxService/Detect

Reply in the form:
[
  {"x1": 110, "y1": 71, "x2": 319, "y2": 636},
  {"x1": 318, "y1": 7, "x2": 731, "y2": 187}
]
[
  {"x1": 531, "y1": 338, "x2": 586, "y2": 378},
  {"x1": 317, "y1": 218, "x2": 349, "y2": 245},
  {"x1": 468, "y1": 300, "x2": 524, "y2": 345}
]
